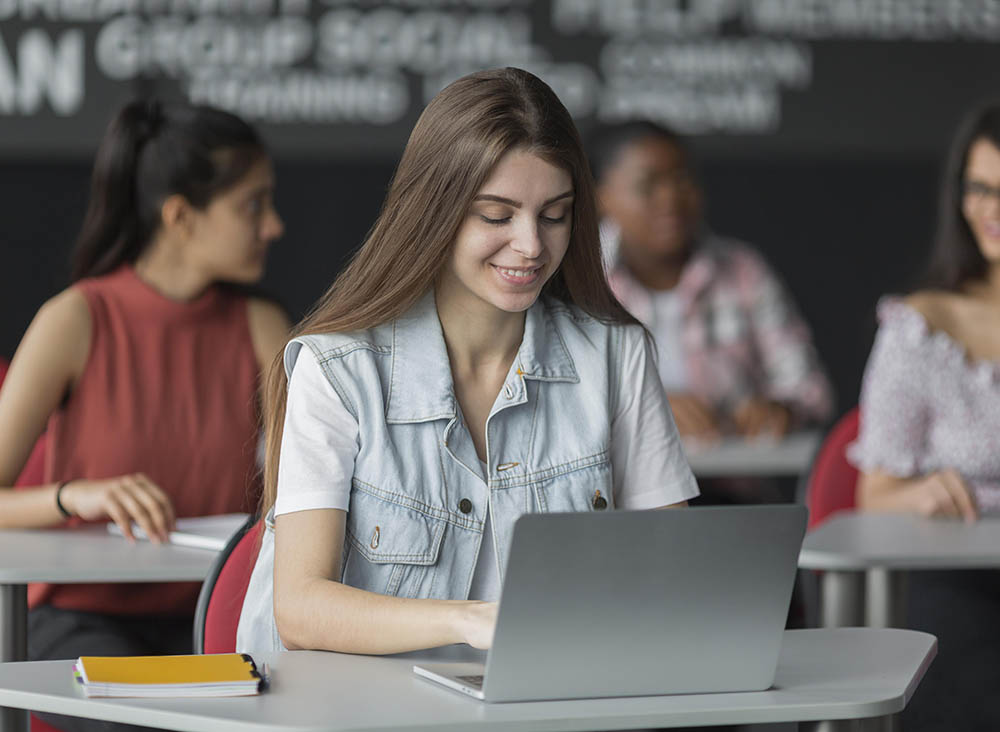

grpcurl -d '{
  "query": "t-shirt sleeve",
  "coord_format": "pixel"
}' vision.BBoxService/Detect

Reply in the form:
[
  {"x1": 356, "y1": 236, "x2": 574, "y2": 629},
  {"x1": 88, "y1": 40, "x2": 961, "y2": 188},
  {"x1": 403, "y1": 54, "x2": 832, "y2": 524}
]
[
  {"x1": 274, "y1": 343, "x2": 359, "y2": 517},
  {"x1": 611, "y1": 326, "x2": 700, "y2": 509},
  {"x1": 846, "y1": 301, "x2": 929, "y2": 477}
]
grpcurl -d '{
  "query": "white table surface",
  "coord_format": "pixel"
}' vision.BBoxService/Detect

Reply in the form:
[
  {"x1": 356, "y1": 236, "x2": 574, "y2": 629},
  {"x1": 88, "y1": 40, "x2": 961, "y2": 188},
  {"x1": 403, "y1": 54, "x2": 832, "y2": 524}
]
[
  {"x1": 799, "y1": 512, "x2": 1000, "y2": 570},
  {"x1": 0, "y1": 526, "x2": 219, "y2": 584},
  {"x1": 0, "y1": 628, "x2": 936, "y2": 732},
  {"x1": 682, "y1": 431, "x2": 820, "y2": 478},
  {"x1": 0, "y1": 526, "x2": 221, "y2": 732}
]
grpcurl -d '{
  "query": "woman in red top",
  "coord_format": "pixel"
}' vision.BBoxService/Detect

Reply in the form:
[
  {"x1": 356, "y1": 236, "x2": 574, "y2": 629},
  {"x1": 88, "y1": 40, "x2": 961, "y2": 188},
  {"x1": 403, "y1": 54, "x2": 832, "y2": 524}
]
[{"x1": 0, "y1": 100, "x2": 288, "y2": 732}]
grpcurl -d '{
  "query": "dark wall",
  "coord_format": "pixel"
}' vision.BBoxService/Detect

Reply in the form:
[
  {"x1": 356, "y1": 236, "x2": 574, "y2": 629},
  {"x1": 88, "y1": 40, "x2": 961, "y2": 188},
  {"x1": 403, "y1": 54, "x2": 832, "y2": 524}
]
[{"x1": 0, "y1": 154, "x2": 938, "y2": 414}]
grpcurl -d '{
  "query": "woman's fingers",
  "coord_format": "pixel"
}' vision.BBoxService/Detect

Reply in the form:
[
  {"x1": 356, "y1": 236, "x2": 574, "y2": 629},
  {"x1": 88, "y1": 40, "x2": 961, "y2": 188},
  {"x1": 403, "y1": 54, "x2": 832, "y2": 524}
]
[
  {"x1": 114, "y1": 477, "x2": 163, "y2": 544},
  {"x1": 669, "y1": 394, "x2": 718, "y2": 440},
  {"x1": 103, "y1": 492, "x2": 136, "y2": 543},
  {"x1": 132, "y1": 473, "x2": 176, "y2": 534},
  {"x1": 941, "y1": 470, "x2": 978, "y2": 522}
]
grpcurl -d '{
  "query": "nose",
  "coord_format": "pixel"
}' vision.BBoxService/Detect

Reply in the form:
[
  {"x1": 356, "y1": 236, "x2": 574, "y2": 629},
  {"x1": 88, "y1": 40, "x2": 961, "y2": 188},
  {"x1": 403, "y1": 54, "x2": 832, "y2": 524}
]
[
  {"x1": 262, "y1": 207, "x2": 284, "y2": 242},
  {"x1": 509, "y1": 219, "x2": 544, "y2": 259}
]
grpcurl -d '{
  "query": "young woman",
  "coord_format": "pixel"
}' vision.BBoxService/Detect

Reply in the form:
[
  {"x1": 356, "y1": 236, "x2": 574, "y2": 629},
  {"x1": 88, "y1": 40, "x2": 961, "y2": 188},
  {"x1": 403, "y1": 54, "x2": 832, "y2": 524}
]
[
  {"x1": 591, "y1": 121, "x2": 832, "y2": 443},
  {"x1": 849, "y1": 101, "x2": 1000, "y2": 730},
  {"x1": 237, "y1": 68, "x2": 699, "y2": 655},
  {"x1": 0, "y1": 100, "x2": 288, "y2": 719}
]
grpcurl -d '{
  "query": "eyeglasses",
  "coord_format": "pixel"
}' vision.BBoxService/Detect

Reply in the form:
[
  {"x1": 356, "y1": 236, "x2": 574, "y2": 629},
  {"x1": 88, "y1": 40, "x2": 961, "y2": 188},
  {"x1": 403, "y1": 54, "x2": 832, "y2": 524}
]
[{"x1": 963, "y1": 179, "x2": 1000, "y2": 204}]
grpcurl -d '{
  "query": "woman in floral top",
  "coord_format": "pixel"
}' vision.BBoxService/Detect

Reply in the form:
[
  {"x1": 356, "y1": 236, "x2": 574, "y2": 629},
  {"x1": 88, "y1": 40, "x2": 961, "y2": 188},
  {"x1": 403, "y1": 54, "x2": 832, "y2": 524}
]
[{"x1": 849, "y1": 101, "x2": 1000, "y2": 731}]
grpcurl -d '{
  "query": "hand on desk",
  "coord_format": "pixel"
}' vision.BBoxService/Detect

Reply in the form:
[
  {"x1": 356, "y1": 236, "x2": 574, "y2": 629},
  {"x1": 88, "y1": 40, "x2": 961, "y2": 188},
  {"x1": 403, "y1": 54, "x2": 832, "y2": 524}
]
[
  {"x1": 905, "y1": 469, "x2": 978, "y2": 523},
  {"x1": 731, "y1": 398, "x2": 791, "y2": 439},
  {"x1": 666, "y1": 393, "x2": 721, "y2": 442},
  {"x1": 859, "y1": 468, "x2": 979, "y2": 523},
  {"x1": 61, "y1": 473, "x2": 177, "y2": 542},
  {"x1": 668, "y1": 394, "x2": 792, "y2": 441}
]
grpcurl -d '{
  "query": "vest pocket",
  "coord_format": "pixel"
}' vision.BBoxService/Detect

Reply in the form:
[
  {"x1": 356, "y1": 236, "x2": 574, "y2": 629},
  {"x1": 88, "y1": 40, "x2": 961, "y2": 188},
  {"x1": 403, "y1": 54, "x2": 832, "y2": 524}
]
[
  {"x1": 342, "y1": 485, "x2": 447, "y2": 598},
  {"x1": 533, "y1": 457, "x2": 614, "y2": 513}
]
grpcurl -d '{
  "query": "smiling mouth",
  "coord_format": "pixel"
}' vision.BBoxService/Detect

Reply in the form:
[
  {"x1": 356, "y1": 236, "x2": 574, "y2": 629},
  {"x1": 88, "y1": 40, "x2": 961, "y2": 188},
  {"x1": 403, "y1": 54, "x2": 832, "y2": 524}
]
[{"x1": 493, "y1": 265, "x2": 543, "y2": 281}]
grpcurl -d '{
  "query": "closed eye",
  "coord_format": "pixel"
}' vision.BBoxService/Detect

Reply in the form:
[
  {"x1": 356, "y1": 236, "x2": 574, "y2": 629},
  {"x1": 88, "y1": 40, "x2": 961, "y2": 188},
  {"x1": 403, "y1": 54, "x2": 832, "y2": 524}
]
[
  {"x1": 480, "y1": 215, "x2": 512, "y2": 225},
  {"x1": 541, "y1": 214, "x2": 567, "y2": 224}
]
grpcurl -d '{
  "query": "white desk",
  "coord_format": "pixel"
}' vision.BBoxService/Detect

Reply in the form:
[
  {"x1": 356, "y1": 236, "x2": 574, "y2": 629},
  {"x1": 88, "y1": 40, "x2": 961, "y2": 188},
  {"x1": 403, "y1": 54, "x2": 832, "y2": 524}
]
[
  {"x1": 683, "y1": 431, "x2": 820, "y2": 478},
  {"x1": 0, "y1": 628, "x2": 934, "y2": 732},
  {"x1": 799, "y1": 512, "x2": 1000, "y2": 628},
  {"x1": 0, "y1": 526, "x2": 218, "y2": 732}
]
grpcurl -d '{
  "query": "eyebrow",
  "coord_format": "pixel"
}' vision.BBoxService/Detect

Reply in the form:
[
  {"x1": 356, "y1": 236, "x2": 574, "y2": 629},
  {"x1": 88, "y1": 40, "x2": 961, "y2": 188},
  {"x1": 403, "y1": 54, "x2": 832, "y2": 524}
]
[{"x1": 473, "y1": 191, "x2": 574, "y2": 208}]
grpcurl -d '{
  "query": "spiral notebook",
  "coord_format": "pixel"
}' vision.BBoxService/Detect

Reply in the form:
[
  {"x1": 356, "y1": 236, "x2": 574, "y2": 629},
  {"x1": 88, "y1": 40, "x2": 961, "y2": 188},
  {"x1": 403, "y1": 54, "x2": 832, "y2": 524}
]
[{"x1": 73, "y1": 653, "x2": 265, "y2": 698}]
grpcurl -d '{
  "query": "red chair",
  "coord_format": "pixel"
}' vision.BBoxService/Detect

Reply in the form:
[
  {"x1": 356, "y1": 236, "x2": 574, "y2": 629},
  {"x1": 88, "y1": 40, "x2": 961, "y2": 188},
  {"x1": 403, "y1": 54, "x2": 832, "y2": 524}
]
[
  {"x1": 803, "y1": 407, "x2": 861, "y2": 529},
  {"x1": 194, "y1": 516, "x2": 262, "y2": 654}
]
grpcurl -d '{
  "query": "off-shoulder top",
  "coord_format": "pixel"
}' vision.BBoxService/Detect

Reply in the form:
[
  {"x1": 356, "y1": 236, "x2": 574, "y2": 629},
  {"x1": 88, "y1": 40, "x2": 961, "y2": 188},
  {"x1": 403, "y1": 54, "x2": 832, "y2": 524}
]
[{"x1": 847, "y1": 297, "x2": 1000, "y2": 513}]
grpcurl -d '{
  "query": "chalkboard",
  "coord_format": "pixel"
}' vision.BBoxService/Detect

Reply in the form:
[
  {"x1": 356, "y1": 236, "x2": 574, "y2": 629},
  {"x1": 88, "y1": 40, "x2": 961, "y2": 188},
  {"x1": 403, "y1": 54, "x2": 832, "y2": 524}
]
[{"x1": 1, "y1": 0, "x2": 998, "y2": 160}]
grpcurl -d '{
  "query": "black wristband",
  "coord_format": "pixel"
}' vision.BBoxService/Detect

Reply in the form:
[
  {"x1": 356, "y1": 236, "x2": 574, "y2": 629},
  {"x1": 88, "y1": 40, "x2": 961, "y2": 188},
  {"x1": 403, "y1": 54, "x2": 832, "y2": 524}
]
[{"x1": 55, "y1": 481, "x2": 73, "y2": 519}]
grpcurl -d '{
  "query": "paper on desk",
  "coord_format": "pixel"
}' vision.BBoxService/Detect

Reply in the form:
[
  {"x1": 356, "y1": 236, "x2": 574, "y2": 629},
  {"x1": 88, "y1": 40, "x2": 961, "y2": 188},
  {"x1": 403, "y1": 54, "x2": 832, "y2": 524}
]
[{"x1": 107, "y1": 513, "x2": 249, "y2": 551}]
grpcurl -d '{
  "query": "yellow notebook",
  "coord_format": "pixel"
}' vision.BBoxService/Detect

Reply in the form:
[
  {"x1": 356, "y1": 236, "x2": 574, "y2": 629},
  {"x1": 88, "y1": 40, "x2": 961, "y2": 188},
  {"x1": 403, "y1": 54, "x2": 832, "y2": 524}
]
[{"x1": 74, "y1": 653, "x2": 264, "y2": 698}]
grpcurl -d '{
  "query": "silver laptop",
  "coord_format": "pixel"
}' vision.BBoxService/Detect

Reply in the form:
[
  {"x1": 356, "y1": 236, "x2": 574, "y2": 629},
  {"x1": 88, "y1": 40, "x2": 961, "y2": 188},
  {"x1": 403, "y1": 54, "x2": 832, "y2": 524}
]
[{"x1": 414, "y1": 504, "x2": 807, "y2": 702}]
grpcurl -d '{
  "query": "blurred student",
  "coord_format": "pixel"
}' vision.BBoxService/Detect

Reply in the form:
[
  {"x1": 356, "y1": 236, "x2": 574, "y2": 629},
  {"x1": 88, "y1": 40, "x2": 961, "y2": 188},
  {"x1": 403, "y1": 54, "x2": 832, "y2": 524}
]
[
  {"x1": 849, "y1": 102, "x2": 1000, "y2": 730},
  {"x1": 591, "y1": 122, "x2": 832, "y2": 442},
  {"x1": 236, "y1": 68, "x2": 698, "y2": 655},
  {"x1": 0, "y1": 100, "x2": 288, "y2": 730}
]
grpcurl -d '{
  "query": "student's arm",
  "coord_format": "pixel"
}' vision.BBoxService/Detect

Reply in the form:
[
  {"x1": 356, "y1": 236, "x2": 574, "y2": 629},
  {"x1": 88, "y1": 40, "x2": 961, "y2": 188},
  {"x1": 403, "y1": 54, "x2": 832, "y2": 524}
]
[
  {"x1": 273, "y1": 508, "x2": 496, "y2": 653},
  {"x1": 0, "y1": 289, "x2": 175, "y2": 538},
  {"x1": 247, "y1": 297, "x2": 292, "y2": 373},
  {"x1": 611, "y1": 327, "x2": 700, "y2": 510},
  {"x1": 858, "y1": 469, "x2": 976, "y2": 521}
]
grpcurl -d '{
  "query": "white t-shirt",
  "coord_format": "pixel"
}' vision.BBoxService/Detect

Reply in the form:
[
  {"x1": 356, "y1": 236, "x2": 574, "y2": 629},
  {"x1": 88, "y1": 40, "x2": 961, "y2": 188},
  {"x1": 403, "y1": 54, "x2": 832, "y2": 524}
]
[{"x1": 275, "y1": 330, "x2": 697, "y2": 600}]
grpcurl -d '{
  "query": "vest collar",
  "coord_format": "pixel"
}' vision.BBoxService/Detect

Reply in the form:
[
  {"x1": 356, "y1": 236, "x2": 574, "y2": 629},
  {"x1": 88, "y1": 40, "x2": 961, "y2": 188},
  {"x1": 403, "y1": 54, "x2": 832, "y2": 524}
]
[{"x1": 385, "y1": 291, "x2": 578, "y2": 423}]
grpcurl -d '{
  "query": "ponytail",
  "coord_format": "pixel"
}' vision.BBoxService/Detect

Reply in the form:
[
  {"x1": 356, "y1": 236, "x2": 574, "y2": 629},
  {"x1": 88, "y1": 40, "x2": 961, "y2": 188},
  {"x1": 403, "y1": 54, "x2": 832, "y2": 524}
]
[
  {"x1": 70, "y1": 99, "x2": 265, "y2": 282},
  {"x1": 71, "y1": 100, "x2": 164, "y2": 282}
]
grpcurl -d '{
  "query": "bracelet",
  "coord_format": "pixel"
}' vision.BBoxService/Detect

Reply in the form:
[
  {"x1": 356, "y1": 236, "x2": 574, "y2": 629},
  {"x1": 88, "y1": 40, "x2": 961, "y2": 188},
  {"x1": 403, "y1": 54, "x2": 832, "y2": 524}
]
[{"x1": 55, "y1": 481, "x2": 73, "y2": 519}]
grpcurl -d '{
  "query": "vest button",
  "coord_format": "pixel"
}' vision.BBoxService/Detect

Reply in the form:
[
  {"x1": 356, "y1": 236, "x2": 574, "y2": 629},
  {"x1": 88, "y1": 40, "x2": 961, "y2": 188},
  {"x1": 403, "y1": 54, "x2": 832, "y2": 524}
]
[
  {"x1": 459, "y1": 498, "x2": 473, "y2": 514},
  {"x1": 592, "y1": 492, "x2": 608, "y2": 510}
]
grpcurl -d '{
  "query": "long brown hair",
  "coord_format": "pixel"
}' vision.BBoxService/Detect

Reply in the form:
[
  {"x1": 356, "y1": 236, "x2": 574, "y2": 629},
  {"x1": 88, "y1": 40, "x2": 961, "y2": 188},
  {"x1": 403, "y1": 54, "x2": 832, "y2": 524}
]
[{"x1": 260, "y1": 67, "x2": 636, "y2": 517}]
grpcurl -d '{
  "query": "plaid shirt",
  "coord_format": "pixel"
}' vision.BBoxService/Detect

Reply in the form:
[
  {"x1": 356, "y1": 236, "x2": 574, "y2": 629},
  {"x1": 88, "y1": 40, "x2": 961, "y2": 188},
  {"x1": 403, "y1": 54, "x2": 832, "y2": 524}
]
[{"x1": 606, "y1": 230, "x2": 833, "y2": 426}]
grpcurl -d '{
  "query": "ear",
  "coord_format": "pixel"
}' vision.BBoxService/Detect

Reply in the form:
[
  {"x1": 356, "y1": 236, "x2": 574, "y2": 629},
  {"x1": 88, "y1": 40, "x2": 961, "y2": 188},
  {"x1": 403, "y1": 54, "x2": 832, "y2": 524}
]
[{"x1": 159, "y1": 194, "x2": 196, "y2": 238}]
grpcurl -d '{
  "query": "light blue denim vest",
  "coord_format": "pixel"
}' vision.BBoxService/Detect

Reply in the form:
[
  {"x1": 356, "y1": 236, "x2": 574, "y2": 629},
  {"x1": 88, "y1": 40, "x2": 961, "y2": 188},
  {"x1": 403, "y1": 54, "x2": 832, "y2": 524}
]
[{"x1": 237, "y1": 292, "x2": 638, "y2": 652}]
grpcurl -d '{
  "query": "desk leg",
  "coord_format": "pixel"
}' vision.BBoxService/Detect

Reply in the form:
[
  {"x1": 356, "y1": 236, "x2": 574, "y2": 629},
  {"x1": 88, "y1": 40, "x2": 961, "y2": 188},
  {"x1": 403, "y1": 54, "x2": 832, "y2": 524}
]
[
  {"x1": 802, "y1": 715, "x2": 897, "y2": 731},
  {"x1": 866, "y1": 569, "x2": 907, "y2": 628},
  {"x1": 821, "y1": 570, "x2": 864, "y2": 627},
  {"x1": 0, "y1": 583, "x2": 29, "y2": 732}
]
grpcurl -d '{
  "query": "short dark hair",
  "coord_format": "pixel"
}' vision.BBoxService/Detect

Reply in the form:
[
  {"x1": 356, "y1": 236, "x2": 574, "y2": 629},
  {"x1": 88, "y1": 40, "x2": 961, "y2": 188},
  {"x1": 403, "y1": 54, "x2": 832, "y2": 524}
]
[
  {"x1": 71, "y1": 100, "x2": 266, "y2": 282},
  {"x1": 587, "y1": 120, "x2": 688, "y2": 184},
  {"x1": 923, "y1": 100, "x2": 1000, "y2": 291}
]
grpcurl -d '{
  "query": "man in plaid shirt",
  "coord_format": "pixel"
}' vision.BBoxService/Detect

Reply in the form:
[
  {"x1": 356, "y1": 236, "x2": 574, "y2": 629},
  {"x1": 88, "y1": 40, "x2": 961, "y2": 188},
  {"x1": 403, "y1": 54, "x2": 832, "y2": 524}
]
[{"x1": 594, "y1": 122, "x2": 833, "y2": 442}]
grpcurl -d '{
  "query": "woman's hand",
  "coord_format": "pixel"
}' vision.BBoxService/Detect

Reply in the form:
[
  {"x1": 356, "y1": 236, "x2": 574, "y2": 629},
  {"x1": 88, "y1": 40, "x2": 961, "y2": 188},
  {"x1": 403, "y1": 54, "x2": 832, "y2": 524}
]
[
  {"x1": 61, "y1": 474, "x2": 176, "y2": 542},
  {"x1": 458, "y1": 601, "x2": 499, "y2": 650},
  {"x1": 730, "y1": 398, "x2": 792, "y2": 439},
  {"x1": 902, "y1": 469, "x2": 978, "y2": 522},
  {"x1": 666, "y1": 392, "x2": 720, "y2": 441}
]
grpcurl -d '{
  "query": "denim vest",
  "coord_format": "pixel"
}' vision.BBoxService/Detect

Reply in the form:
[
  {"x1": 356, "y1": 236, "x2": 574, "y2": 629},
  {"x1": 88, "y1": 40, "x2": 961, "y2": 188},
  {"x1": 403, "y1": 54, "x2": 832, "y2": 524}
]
[{"x1": 237, "y1": 292, "x2": 637, "y2": 653}]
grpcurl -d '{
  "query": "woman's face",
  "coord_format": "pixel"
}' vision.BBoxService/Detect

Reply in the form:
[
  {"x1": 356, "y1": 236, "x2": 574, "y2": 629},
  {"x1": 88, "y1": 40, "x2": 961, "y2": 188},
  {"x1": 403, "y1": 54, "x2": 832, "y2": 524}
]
[
  {"x1": 597, "y1": 136, "x2": 700, "y2": 259},
  {"x1": 440, "y1": 148, "x2": 573, "y2": 315},
  {"x1": 188, "y1": 156, "x2": 284, "y2": 284},
  {"x1": 963, "y1": 137, "x2": 1000, "y2": 264}
]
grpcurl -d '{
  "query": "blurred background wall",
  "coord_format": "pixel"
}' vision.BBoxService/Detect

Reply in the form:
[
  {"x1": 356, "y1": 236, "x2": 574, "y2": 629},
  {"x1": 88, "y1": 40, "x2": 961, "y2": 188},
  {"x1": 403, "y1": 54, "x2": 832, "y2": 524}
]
[{"x1": 2, "y1": 0, "x2": 999, "y2": 413}]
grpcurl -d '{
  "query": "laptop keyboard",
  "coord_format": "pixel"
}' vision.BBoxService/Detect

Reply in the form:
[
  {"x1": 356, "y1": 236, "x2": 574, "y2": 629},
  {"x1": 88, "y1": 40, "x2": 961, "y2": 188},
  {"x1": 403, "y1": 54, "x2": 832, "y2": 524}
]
[{"x1": 456, "y1": 675, "x2": 484, "y2": 689}]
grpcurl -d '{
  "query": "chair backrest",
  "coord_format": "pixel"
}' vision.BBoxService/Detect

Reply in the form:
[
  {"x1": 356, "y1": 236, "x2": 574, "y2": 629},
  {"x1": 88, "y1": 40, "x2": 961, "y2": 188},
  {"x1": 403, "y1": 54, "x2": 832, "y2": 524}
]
[
  {"x1": 193, "y1": 516, "x2": 262, "y2": 654},
  {"x1": 804, "y1": 407, "x2": 861, "y2": 529},
  {"x1": 0, "y1": 358, "x2": 47, "y2": 487}
]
